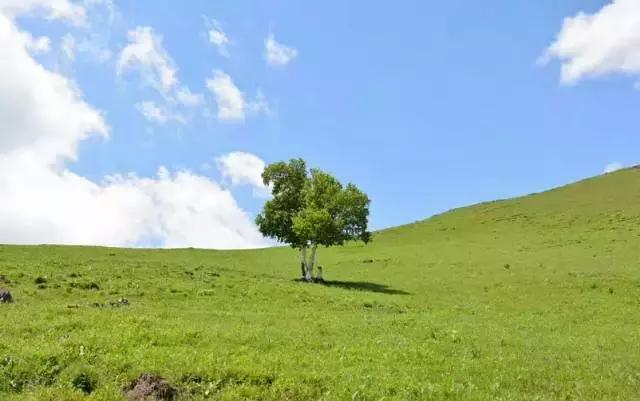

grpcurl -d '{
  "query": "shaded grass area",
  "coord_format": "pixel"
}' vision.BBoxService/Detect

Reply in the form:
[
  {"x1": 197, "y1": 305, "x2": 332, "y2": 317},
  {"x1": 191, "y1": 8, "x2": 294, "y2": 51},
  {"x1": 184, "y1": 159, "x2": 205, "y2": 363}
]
[
  {"x1": 319, "y1": 280, "x2": 411, "y2": 295},
  {"x1": 1, "y1": 168, "x2": 640, "y2": 400}
]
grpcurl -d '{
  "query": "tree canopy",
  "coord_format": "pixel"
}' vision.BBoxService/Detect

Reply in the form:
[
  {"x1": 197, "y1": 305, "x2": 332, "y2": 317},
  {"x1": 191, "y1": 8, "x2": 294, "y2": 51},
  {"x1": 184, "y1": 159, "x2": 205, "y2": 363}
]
[{"x1": 256, "y1": 158, "x2": 370, "y2": 281}]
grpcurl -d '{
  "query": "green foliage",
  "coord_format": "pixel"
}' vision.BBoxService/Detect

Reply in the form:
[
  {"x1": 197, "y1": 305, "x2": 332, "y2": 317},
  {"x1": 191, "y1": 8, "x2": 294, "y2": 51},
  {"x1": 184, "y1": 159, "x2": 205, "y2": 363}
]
[
  {"x1": 255, "y1": 158, "x2": 308, "y2": 248},
  {"x1": 257, "y1": 159, "x2": 371, "y2": 249},
  {"x1": 292, "y1": 169, "x2": 371, "y2": 247},
  {"x1": 1, "y1": 168, "x2": 640, "y2": 400}
]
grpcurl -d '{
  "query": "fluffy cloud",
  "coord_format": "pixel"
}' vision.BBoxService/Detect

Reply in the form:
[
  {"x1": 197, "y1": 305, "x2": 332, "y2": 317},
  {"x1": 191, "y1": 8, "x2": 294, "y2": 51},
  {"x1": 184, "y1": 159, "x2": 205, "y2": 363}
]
[
  {"x1": 206, "y1": 70, "x2": 244, "y2": 121},
  {"x1": 206, "y1": 70, "x2": 269, "y2": 122},
  {"x1": 0, "y1": 13, "x2": 108, "y2": 162},
  {"x1": 0, "y1": 4, "x2": 267, "y2": 249},
  {"x1": 118, "y1": 25, "x2": 203, "y2": 124},
  {"x1": 265, "y1": 33, "x2": 297, "y2": 67},
  {"x1": 544, "y1": 0, "x2": 640, "y2": 84},
  {"x1": 117, "y1": 26, "x2": 177, "y2": 91},
  {"x1": 216, "y1": 151, "x2": 270, "y2": 196},
  {"x1": 604, "y1": 162, "x2": 624, "y2": 174},
  {"x1": 0, "y1": 157, "x2": 267, "y2": 248},
  {"x1": 208, "y1": 20, "x2": 230, "y2": 57}
]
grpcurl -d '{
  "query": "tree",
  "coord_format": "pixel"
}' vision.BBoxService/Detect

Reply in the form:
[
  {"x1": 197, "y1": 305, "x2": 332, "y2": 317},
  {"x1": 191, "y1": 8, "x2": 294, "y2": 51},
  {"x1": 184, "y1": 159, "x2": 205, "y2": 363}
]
[{"x1": 256, "y1": 159, "x2": 371, "y2": 282}]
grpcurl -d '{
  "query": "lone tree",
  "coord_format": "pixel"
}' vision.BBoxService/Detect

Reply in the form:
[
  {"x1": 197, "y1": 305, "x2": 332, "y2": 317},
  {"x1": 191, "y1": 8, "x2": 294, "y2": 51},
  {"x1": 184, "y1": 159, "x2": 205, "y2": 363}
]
[{"x1": 256, "y1": 158, "x2": 371, "y2": 282}]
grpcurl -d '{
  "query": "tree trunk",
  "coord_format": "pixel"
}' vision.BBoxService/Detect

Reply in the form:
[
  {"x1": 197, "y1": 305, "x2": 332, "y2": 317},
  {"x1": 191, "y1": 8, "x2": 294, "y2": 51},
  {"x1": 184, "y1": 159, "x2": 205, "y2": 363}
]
[
  {"x1": 305, "y1": 245, "x2": 317, "y2": 282},
  {"x1": 304, "y1": 262, "x2": 312, "y2": 282},
  {"x1": 299, "y1": 247, "x2": 307, "y2": 280}
]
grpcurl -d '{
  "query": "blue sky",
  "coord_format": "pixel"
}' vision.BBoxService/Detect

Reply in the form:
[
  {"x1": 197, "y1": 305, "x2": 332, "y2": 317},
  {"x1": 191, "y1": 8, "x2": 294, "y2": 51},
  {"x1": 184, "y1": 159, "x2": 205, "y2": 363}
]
[{"x1": 1, "y1": 0, "x2": 639, "y2": 248}]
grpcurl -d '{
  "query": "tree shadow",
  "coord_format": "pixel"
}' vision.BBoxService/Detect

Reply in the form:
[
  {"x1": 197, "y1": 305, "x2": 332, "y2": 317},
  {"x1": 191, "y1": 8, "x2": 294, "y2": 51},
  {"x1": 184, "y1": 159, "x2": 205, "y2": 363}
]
[{"x1": 319, "y1": 280, "x2": 410, "y2": 295}]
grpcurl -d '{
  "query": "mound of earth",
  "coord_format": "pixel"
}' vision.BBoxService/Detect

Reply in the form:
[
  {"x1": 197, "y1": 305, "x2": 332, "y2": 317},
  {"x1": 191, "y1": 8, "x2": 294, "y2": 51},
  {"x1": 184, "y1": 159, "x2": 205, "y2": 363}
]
[{"x1": 126, "y1": 373, "x2": 177, "y2": 401}]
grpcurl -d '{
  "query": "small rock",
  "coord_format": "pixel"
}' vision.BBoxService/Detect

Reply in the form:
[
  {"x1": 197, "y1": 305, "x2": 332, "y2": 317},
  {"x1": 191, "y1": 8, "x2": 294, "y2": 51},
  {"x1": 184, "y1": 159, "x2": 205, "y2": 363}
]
[
  {"x1": 109, "y1": 298, "x2": 129, "y2": 307},
  {"x1": 126, "y1": 373, "x2": 177, "y2": 401},
  {"x1": 0, "y1": 289, "x2": 13, "y2": 303}
]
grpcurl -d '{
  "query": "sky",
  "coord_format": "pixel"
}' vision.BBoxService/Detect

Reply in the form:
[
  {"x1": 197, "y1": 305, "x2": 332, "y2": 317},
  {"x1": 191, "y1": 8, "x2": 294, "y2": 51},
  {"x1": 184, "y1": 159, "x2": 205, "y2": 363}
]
[{"x1": 1, "y1": 0, "x2": 639, "y2": 249}]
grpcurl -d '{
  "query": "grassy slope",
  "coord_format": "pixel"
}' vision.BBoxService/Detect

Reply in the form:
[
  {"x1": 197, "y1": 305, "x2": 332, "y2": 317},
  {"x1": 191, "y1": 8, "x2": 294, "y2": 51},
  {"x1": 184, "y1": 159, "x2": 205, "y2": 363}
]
[{"x1": 1, "y1": 168, "x2": 640, "y2": 400}]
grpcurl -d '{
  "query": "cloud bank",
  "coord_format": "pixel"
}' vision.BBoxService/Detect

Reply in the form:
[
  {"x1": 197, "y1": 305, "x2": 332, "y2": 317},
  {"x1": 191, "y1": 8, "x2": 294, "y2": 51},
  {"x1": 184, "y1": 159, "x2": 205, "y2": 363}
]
[{"x1": 0, "y1": 1, "x2": 267, "y2": 249}]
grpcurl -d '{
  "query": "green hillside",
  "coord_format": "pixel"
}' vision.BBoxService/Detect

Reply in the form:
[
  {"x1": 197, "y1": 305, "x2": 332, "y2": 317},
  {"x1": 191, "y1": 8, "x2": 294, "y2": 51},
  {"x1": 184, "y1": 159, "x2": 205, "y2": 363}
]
[{"x1": 1, "y1": 168, "x2": 640, "y2": 401}]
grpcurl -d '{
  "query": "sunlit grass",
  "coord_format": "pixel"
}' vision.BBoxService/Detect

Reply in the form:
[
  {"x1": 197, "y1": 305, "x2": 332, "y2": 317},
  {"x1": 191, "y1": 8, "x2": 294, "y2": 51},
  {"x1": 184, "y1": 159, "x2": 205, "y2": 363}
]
[{"x1": 1, "y1": 168, "x2": 640, "y2": 400}]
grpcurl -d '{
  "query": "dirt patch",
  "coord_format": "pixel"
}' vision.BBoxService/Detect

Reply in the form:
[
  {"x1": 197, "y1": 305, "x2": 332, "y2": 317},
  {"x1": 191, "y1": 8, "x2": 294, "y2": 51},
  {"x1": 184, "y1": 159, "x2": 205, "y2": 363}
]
[{"x1": 126, "y1": 373, "x2": 177, "y2": 401}]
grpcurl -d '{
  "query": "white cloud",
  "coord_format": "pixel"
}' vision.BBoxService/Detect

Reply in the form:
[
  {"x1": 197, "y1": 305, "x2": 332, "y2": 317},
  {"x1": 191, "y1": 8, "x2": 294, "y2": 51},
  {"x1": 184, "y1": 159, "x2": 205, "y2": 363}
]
[
  {"x1": 208, "y1": 20, "x2": 230, "y2": 57},
  {"x1": 544, "y1": 0, "x2": 640, "y2": 84},
  {"x1": 250, "y1": 90, "x2": 270, "y2": 115},
  {"x1": 0, "y1": 156, "x2": 267, "y2": 248},
  {"x1": 604, "y1": 162, "x2": 624, "y2": 174},
  {"x1": 60, "y1": 32, "x2": 112, "y2": 62},
  {"x1": 0, "y1": 6, "x2": 268, "y2": 249},
  {"x1": 118, "y1": 25, "x2": 203, "y2": 125},
  {"x1": 137, "y1": 101, "x2": 168, "y2": 124},
  {"x1": 216, "y1": 151, "x2": 270, "y2": 196},
  {"x1": 265, "y1": 33, "x2": 297, "y2": 67},
  {"x1": 0, "y1": 0, "x2": 86, "y2": 24},
  {"x1": 0, "y1": 14, "x2": 107, "y2": 162},
  {"x1": 176, "y1": 87, "x2": 204, "y2": 107},
  {"x1": 205, "y1": 70, "x2": 269, "y2": 122},
  {"x1": 56, "y1": 1, "x2": 116, "y2": 64},
  {"x1": 117, "y1": 26, "x2": 177, "y2": 91},
  {"x1": 61, "y1": 33, "x2": 76, "y2": 59},
  {"x1": 25, "y1": 34, "x2": 50, "y2": 53},
  {"x1": 206, "y1": 70, "x2": 243, "y2": 120},
  {"x1": 136, "y1": 100, "x2": 188, "y2": 125}
]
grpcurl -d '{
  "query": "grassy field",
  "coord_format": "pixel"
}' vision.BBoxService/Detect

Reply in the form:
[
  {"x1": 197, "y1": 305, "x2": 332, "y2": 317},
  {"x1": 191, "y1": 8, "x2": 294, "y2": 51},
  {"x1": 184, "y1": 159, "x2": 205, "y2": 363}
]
[{"x1": 2, "y1": 168, "x2": 640, "y2": 400}]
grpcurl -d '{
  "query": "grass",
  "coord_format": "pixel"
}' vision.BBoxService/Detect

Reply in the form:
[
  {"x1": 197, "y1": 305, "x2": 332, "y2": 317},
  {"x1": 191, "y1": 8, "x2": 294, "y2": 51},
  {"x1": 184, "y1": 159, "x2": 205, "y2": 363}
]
[{"x1": 1, "y1": 168, "x2": 640, "y2": 400}]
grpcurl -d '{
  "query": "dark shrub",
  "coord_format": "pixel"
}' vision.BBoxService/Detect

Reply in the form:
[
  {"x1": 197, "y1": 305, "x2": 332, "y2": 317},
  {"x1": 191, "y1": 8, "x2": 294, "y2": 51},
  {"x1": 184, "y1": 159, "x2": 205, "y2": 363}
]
[
  {"x1": 0, "y1": 289, "x2": 13, "y2": 303},
  {"x1": 72, "y1": 373, "x2": 96, "y2": 394}
]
